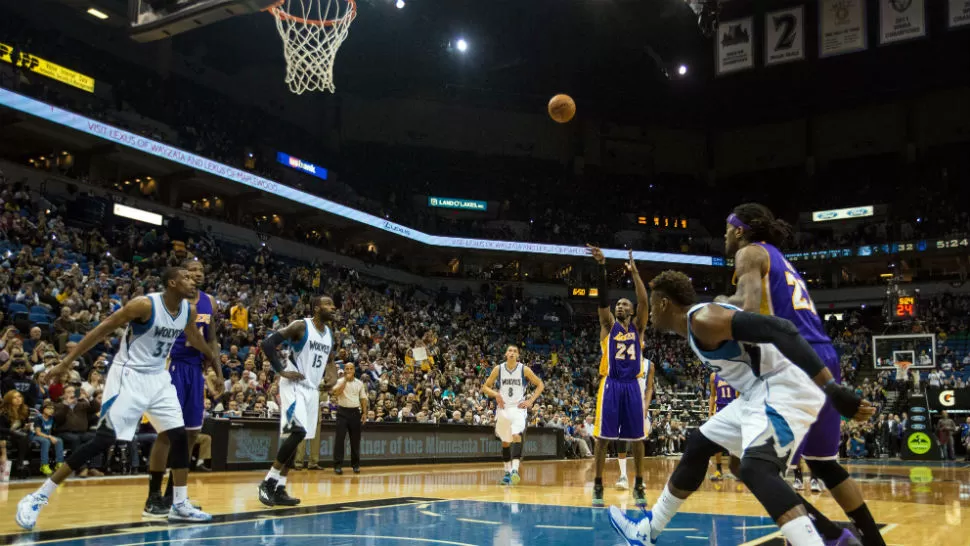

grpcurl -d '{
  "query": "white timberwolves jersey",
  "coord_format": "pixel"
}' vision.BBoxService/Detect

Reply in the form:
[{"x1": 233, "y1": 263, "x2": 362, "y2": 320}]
[
  {"x1": 638, "y1": 358, "x2": 651, "y2": 397},
  {"x1": 686, "y1": 303, "x2": 796, "y2": 394},
  {"x1": 287, "y1": 318, "x2": 333, "y2": 387},
  {"x1": 499, "y1": 362, "x2": 526, "y2": 406},
  {"x1": 115, "y1": 293, "x2": 190, "y2": 373}
]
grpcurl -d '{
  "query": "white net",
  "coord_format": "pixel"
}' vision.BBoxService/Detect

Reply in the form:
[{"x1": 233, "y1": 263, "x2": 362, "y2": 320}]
[{"x1": 268, "y1": 0, "x2": 356, "y2": 94}]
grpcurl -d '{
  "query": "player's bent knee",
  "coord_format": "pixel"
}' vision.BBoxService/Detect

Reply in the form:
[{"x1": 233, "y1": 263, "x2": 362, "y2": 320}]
[
  {"x1": 805, "y1": 459, "x2": 849, "y2": 488},
  {"x1": 669, "y1": 431, "x2": 721, "y2": 492},
  {"x1": 738, "y1": 457, "x2": 800, "y2": 521}
]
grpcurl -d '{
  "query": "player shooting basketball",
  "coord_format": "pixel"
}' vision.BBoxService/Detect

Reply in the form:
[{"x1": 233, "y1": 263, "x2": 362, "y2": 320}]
[{"x1": 587, "y1": 246, "x2": 650, "y2": 508}]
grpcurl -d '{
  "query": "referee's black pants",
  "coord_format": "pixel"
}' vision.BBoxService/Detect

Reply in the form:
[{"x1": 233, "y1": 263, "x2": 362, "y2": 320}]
[{"x1": 334, "y1": 406, "x2": 362, "y2": 468}]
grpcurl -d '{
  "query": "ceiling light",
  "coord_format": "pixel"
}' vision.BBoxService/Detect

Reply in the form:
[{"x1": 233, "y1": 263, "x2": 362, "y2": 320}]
[
  {"x1": 87, "y1": 8, "x2": 109, "y2": 20},
  {"x1": 456, "y1": 38, "x2": 468, "y2": 53}
]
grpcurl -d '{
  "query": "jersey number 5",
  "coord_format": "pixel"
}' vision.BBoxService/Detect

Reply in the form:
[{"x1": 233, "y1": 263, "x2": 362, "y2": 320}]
[
  {"x1": 785, "y1": 271, "x2": 817, "y2": 314},
  {"x1": 311, "y1": 354, "x2": 324, "y2": 368},
  {"x1": 615, "y1": 343, "x2": 636, "y2": 361}
]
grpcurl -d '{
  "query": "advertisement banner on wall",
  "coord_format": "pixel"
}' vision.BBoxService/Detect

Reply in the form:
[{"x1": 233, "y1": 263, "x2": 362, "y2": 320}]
[
  {"x1": 880, "y1": 0, "x2": 926, "y2": 45},
  {"x1": 950, "y1": 0, "x2": 970, "y2": 28},
  {"x1": 716, "y1": 17, "x2": 754, "y2": 75},
  {"x1": 765, "y1": 6, "x2": 806, "y2": 66},
  {"x1": 819, "y1": 0, "x2": 868, "y2": 57}
]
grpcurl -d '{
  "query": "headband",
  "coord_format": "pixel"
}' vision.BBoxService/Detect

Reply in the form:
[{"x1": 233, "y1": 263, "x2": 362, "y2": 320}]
[{"x1": 727, "y1": 213, "x2": 750, "y2": 231}]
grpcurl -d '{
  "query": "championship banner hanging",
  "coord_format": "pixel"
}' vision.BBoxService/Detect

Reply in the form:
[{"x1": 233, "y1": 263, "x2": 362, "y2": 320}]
[
  {"x1": 819, "y1": 0, "x2": 868, "y2": 57},
  {"x1": 880, "y1": 0, "x2": 926, "y2": 44},
  {"x1": 765, "y1": 6, "x2": 805, "y2": 66},
  {"x1": 950, "y1": 0, "x2": 970, "y2": 28},
  {"x1": 716, "y1": 17, "x2": 754, "y2": 75}
]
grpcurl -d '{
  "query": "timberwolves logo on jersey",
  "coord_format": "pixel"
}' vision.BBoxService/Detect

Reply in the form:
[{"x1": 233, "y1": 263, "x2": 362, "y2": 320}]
[{"x1": 153, "y1": 326, "x2": 182, "y2": 340}]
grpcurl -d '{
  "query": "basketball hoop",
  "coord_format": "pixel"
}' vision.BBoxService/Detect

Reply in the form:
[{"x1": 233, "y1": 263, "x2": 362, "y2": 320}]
[{"x1": 264, "y1": 0, "x2": 356, "y2": 94}]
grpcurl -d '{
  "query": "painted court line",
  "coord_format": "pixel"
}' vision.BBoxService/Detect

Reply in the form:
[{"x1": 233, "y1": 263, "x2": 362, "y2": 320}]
[
  {"x1": 534, "y1": 525, "x2": 593, "y2": 530},
  {"x1": 734, "y1": 524, "x2": 778, "y2": 530},
  {"x1": 116, "y1": 535, "x2": 477, "y2": 546},
  {"x1": 738, "y1": 531, "x2": 784, "y2": 545},
  {"x1": 456, "y1": 518, "x2": 501, "y2": 526},
  {"x1": 421, "y1": 510, "x2": 443, "y2": 517},
  {"x1": 686, "y1": 537, "x2": 710, "y2": 540}
]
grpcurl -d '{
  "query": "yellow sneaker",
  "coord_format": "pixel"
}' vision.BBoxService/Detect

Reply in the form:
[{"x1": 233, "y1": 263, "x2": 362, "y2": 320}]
[{"x1": 39, "y1": 465, "x2": 53, "y2": 476}]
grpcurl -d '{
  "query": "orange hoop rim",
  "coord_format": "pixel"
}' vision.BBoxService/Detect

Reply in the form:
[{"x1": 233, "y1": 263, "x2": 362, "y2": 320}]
[{"x1": 263, "y1": 0, "x2": 356, "y2": 27}]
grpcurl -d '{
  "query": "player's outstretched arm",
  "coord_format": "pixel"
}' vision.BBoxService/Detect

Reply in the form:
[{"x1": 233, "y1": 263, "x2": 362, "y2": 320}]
[
  {"x1": 691, "y1": 304, "x2": 874, "y2": 421},
  {"x1": 715, "y1": 245, "x2": 766, "y2": 311},
  {"x1": 481, "y1": 365, "x2": 504, "y2": 408},
  {"x1": 625, "y1": 249, "x2": 650, "y2": 334},
  {"x1": 519, "y1": 367, "x2": 544, "y2": 409},
  {"x1": 48, "y1": 297, "x2": 152, "y2": 381},
  {"x1": 586, "y1": 244, "x2": 614, "y2": 339},
  {"x1": 261, "y1": 320, "x2": 306, "y2": 380},
  {"x1": 205, "y1": 294, "x2": 223, "y2": 382}
]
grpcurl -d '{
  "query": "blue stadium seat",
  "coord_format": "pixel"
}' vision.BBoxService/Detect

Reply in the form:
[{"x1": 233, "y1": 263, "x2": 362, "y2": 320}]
[
  {"x1": 29, "y1": 313, "x2": 51, "y2": 325},
  {"x1": 29, "y1": 306, "x2": 51, "y2": 316},
  {"x1": 8, "y1": 302, "x2": 28, "y2": 315},
  {"x1": 68, "y1": 333, "x2": 83, "y2": 343}
]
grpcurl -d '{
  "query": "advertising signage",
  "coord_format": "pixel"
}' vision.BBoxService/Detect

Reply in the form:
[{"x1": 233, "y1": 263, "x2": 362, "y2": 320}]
[
  {"x1": 276, "y1": 152, "x2": 328, "y2": 180},
  {"x1": 428, "y1": 196, "x2": 487, "y2": 211}
]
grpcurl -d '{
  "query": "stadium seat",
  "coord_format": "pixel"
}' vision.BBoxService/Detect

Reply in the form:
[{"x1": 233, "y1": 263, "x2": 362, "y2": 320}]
[{"x1": 68, "y1": 333, "x2": 84, "y2": 343}]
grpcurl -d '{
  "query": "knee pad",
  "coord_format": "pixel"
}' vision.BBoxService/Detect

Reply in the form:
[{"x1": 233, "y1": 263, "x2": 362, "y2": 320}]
[
  {"x1": 66, "y1": 423, "x2": 116, "y2": 469},
  {"x1": 805, "y1": 459, "x2": 850, "y2": 489},
  {"x1": 669, "y1": 430, "x2": 722, "y2": 492},
  {"x1": 167, "y1": 427, "x2": 190, "y2": 468},
  {"x1": 739, "y1": 457, "x2": 800, "y2": 521},
  {"x1": 511, "y1": 442, "x2": 522, "y2": 460},
  {"x1": 502, "y1": 446, "x2": 512, "y2": 462}
]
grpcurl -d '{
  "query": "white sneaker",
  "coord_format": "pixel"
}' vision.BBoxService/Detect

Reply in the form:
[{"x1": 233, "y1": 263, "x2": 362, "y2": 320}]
[
  {"x1": 16, "y1": 493, "x2": 48, "y2": 530},
  {"x1": 168, "y1": 500, "x2": 213, "y2": 522},
  {"x1": 615, "y1": 476, "x2": 630, "y2": 490},
  {"x1": 810, "y1": 478, "x2": 823, "y2": 493},
  {"x1": 607, "y1": 505, "x2": 656, "y2": 545},
  {"x1": 793, "y1": 477, "x2": 804, "y2": 490}
]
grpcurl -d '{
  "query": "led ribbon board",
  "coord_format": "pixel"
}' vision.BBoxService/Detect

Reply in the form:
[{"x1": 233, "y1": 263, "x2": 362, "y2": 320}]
[{"x1": 0, "y1": 88, "x2": 715, "y2": 266}]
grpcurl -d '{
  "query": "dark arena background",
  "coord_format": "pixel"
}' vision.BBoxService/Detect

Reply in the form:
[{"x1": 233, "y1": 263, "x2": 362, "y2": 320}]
[{"x1": 0, "y1": 0, "x2": 969, "y2": 544}]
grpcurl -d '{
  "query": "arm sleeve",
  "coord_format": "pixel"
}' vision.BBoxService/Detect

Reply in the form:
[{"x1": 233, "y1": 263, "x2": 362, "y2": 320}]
[
  {"x1": 730, "y1": 311, "x2": 825, "y2": 378},
  {"x1": 260, "y1": 332, "x2": 287, "y2": 373},
  {"x1": 597, "y1": 266, "x2": 609, "y2": 308}
]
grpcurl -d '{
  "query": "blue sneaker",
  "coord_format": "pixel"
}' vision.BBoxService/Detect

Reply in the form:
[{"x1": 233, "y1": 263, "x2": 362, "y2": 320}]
[
  {"x1": 607, "y1": 505, "x2": 656, "y2": 545},
  {"x1": 16, "y1": 493, "x2": 48, "y2": 531},
  {"x1": 500, "y1": 472, "x2": 512, "y2": 486},
  {"x1": 510, "y1": 470, "x2": 521, "y2": 485}
]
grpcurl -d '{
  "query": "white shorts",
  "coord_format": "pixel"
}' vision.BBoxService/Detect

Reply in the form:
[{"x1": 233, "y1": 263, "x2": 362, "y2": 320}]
[
  {"x1": 495, "y1": 407, "x2": 527, "y2": 443},
  {"x1": 699, "y1": 366, "x2": 825, "y2": 468},
  {"x1": 101, "y1": 364, "x2": 184, "y2": 442},
  {"x1": 280, "y1": 377, "x2": 320, "y2": 440}
]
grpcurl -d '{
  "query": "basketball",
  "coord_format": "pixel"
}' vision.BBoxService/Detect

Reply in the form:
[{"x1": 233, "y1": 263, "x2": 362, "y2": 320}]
[{"x1": 548, "y1": 94, "x2": 576, "y2": 123}]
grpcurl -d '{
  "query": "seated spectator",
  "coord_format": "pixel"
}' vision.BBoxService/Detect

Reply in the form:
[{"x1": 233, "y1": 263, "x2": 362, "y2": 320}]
[
  {"x1": 31, "y1": 400, "x2": 64, "y2": 476},
  {"x1": 0, "y1": 390, "x2": 32, "y2": 479},
  {"x1": 54, "y1": 385, "x2": 103, "y2": 477}
]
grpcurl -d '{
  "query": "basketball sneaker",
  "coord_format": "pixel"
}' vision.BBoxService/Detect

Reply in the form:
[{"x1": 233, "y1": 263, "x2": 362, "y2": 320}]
[
  {"x1": 592, "y1": 483, "x2": 604, "y2": 507},
  {"x1": 143, "y1": 492, "x2": 170, "y2": 518},
  {"x1": 607, "y1": 505, "x2": 656, "y2": 545},
  {"x1": 824, "y1": 529, "x2": 863, "y2": 546},
  {"x1": 709, "y1": 470, "x2": 723, "y2": 482},
  {"x1": 510, "y1": 470, "x2": 521, "y2": 485},
  {"x1": 168, "y1": 500, "x2": 213, "y2": 523},
  {"x1": 15, "y1": 493, "x2": 48, "y2": 531},
  {"x1": 811, "y1": 478, "x2": 823, "y2": 493},
  {"x1": 793, "y1": 477, "x2": 804, "y2": 490},
  {"x1": 633, "y1": 484, "x2": 648, "y2": 508},
  {"x1": 258, "y1": 479, "x2": 278, "y2": 507},
  {"x1": 274, "y1": 485, "x2": 301, "y2": 506},
  {"x1": 615, "y1": 476, "x2": 629, "y2": 490},
  {"x1": 500, "y1": 472, "x2": 512, "y2": 486}
]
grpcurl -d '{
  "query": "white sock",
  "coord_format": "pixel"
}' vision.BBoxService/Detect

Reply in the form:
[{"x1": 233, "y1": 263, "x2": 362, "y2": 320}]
[
  {"x1": 277, "y1": 476, "x2": 287, "y2": 488},
  {"x1": 266, "y1": 467, "x2": 282, "y2": 482},
  {"x1": 37, "y1": 479, "x2": 57, "y2": 498},
  {"x1": 780, "y1": 515, "x2": 824, "y2": 546},
  {"x1": 196, "y1": 459, "x2": 205, "y2": 467},
  {"x1": 173, "y1": 485, "x2": 188, "y2": 505},
  {"x1": 512, "y1": 459, "x2": 520, "y2": 472},
  {"x1": 504, "y1": 461, "x2": 512, "y2": 472},
  {"x1": 647, "y1": 485, "x2": 686, "y2": 540},
  {"x1": 618, "y1": 458, "x2": 628, "y2": 479}
]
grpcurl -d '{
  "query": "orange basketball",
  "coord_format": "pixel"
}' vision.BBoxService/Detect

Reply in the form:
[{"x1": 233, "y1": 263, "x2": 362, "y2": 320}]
[{"x1": 548, "y1": 94, "x2": 576, "y2": 123}]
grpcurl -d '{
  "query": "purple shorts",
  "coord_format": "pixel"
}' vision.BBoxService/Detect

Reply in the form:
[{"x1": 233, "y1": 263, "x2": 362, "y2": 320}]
[
  {"x1": 790, "y1": 343, "x2": 841, "y2": 463},
  {"x1": 169, "y1": 359, "x2": 205, "y2": 430},
  {"x1": 594, "y1": 378, "x2": 645, "y2": 441}
]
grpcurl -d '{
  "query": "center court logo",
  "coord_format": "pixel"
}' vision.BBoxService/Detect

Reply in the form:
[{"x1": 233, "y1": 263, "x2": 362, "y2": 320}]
[
  {"x1": 907, "y1": 432, "x2": 932, "y2": 455},
  {"x1": 939, "y1": 390, "x2": 955, "y2": 407}
]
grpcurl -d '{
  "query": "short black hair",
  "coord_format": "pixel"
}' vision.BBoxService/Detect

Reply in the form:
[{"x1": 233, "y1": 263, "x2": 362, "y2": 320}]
[
  {"x1": 648, "y1": 270, "x2": 696, "y2": 307},
  {"x1": 732, "y1": 203, "x2": 792, "y2": 248},
  {"x1": 161, "y1": 267, "x2": 182, "y2": 288},
  {"x1": 182, "y1": 257, "x2": 202, "y2": 268}
]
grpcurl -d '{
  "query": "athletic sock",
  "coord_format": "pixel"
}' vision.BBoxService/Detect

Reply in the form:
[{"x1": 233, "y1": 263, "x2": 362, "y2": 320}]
[
  {"x1": 647, "y1": 485, "x2": 685, "y2": 540},
  {"x1": 848, "y1": 504, "x2": 886, "y2": 546},
  {"x1": 149, "y1": 471, "x2": 164, "y2": 496},
  {"x1": 503, "y1": 461, "x2": 512, "y2": 472},
  {"x1": 277, "y1": 476, "x2": 287, "y2": 488},
  {"x1": 173, "y1": 485, "x2": 188, "y2": 506},
  {"x1": 266, "y1": 467, "x2": 282, "y2": 482},
  {"x1": 163, "y1": 470, "x2": 174, "y2": 498},
  {"x1": 793, "y1": 468, "x2": 804, "y2": 482},
  {"x1": 797, "y1": 494, "x2": 842, "y2": 540},
  {"x1": 37, "y1": 479, "x2": 57, "y2": 498},
  {"x1": 618, "y1": 459, "x2": 628, "y2": 480},
  {"x1": 594, "y1": 477, "x2": 603, "y2": 487},
  {"x1": 511, "y1": 459, "x2": 520, "y2": 472},
  {"x1": 779, "y1": 515, "x2": 824, "y2": 546}
]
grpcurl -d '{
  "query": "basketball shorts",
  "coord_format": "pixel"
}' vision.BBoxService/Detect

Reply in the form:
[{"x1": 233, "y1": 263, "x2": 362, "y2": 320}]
[
  {"x1": 699, "y1": 365, "x2": 825, "y2": 469},
  {"x1": 101, "y1": 365, "x2": 184, "y2": 442},
  {"x1": 594, "y1": 377, "x2": 645, "y2": 441},
  {"x1": 790, "y1": 343, "x2": 842, "y2": 463},
  {"x1": 495, "y1": 407, "x2": 527, "y2": 443},
  {"x1": 280, "y1": 377, "x2": 320, "y2": 440},
  {"x1": 169, "y1": 359, "x2": 205, "y2": 430}
]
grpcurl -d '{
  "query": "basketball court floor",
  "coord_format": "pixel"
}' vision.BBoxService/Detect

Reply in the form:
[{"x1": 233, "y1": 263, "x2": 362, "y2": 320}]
[{"x1": 0, "y1": 458, "x2": 966, "y2": 545}]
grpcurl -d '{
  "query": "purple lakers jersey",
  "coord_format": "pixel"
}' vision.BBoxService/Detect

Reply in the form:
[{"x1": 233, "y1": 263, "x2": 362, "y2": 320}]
[
  {"x1": 170, "y1": 290, "x2": 213, "y2": 366},
  {"x1": 598, "y1": 321, "x2": 642, "y2": 381},
  {"x1": 745, "y1": 242, "x2": 830, "y2": 345},
  {"x1": 714, "y1": 375, "x2": 738, "y2": 407}
]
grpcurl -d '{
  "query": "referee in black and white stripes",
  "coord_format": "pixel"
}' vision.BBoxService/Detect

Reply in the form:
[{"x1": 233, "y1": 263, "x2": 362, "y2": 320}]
[{"x1": 331, "y1": 362, "x2": 368, "y2": 474}]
